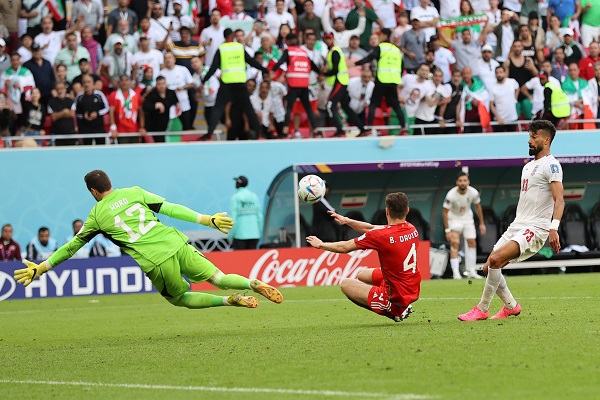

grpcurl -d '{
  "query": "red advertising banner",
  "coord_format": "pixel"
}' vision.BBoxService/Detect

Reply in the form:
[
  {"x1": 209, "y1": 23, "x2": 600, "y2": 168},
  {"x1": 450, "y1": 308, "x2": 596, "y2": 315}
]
[{"x1": 191, "y1": 241, "x2": 430, "y2": 290}]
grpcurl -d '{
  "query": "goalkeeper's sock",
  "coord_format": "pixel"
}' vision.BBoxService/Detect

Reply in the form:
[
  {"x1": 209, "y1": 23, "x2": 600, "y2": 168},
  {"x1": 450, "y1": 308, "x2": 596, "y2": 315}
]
[
  {"x1": 170, "y1": 292, "x2": 229, "y2": 308},
  {"x1": 477, "y1": 268, "x2": 502, "y2": 313},
  {"x1": 218, "y1": 274, "x2": 251, "y2": 290}
]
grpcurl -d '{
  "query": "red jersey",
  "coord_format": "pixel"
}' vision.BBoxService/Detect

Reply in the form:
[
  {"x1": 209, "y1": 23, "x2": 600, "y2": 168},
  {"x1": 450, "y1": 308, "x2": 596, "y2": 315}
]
[
  {"x1": 354, "y1": 222, "x2": 421, "y2": 307},
  {"x1": 108, "y1": 89, "x2": 141, "y2": 133}
]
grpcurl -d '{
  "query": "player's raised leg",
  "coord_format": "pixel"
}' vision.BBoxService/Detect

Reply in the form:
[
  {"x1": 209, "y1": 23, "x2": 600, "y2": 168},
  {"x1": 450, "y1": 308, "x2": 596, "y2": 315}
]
[{"x1": 458, "y1": 240, "x2": 520, "y2": 321}]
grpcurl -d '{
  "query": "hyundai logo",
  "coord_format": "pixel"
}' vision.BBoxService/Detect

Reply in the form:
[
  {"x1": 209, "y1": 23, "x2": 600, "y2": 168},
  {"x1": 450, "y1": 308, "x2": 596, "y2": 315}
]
[{"x1": 0, "y1": 270, "x2": 16, "y2": 301}]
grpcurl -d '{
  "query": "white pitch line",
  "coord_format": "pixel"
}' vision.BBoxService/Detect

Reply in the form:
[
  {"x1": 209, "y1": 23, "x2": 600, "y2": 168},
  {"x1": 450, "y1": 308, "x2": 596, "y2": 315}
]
[{"x1": 0, "y1": 379, "x2": 437, "y2": 399}]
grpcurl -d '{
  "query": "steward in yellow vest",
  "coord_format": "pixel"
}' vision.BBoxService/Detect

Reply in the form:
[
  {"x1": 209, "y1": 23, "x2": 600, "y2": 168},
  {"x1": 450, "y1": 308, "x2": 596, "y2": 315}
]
[{"x1": 538, "y1": 71, "x2": 570, "y2": 127}]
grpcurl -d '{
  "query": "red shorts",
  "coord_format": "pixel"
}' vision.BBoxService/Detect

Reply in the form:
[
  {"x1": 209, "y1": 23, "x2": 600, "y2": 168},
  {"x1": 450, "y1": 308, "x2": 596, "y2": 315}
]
[
  {"x1": 367, "y1": 269, "x2": 413, "y2": 319},
  {"x1": 291, "y1": 99, "x2": 317, "y2": 114}
]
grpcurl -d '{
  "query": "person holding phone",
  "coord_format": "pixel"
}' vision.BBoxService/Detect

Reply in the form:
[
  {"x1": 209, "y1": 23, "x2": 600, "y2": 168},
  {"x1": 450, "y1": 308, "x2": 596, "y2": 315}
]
[{"x1": 504, "y1": 40, "x2": 538, "y2": 120}]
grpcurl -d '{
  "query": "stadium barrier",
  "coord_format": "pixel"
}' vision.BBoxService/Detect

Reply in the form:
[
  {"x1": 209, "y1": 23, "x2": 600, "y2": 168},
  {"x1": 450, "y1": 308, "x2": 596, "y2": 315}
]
[{"x1": 0, "y1": 244, "x2": 430, "y2": 301}]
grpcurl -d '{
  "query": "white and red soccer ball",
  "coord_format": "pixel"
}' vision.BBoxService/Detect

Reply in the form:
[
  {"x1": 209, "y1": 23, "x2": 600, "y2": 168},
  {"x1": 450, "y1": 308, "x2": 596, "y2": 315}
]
[{"x1": 297, "y1": 175, "x2": 325, "y2": 204}]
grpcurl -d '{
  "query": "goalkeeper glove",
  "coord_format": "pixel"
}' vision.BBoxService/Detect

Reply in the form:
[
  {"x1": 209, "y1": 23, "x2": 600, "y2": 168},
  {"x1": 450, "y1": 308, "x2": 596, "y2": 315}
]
[
  {"x1": 199, "y1": 212, "x2": 234, "y2": 234},
  {"x1": 14, "y1": 259, "x2": 50, "y2": 287}
]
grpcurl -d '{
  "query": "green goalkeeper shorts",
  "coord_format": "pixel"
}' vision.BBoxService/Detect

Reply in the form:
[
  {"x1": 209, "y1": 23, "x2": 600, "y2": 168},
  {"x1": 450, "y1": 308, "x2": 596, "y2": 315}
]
[{"x1": 145, "y1": 244, "x2": 217, "y2": 298}]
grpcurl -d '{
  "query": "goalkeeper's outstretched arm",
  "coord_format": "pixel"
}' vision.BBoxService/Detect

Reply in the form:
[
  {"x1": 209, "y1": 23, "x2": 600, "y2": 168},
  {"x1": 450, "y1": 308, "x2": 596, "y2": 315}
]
[{"x1": 157, "y1": 201, "x2": 234, "y2": 234}]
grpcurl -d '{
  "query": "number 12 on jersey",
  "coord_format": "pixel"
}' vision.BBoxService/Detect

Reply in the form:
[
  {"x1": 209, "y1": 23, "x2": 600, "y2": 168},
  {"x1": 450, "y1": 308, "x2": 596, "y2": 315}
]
[{"x1": 114, "y1": 203, "x2": 157, "y2": 243}]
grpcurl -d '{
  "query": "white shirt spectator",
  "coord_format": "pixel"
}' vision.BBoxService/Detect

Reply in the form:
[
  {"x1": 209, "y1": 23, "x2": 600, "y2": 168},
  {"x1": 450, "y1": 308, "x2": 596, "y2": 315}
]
[
  {"x1": 17, "y1": 46, "x2": 32, "y2": 63},
  {"x1": 439, "y1": 0, "x2": 460, "y2": 19},
  {"x1": 410, "y1": 5, "x2": 440, "y2": 41},
  {"x1": 263, "y1": 0, "x2": 296, "y2": 14},
  {"x1": 197, "y1": 67, "x2": 220, "y2": 107},
  {"x1": 415, "y1": 81, "x2": 452, "y2": 121},
  {"x1": 322, "y1": 4, "x2": 366, "y2": 48},
  {"x1": 134, "y1": 26, "x2": 167, "y2": 50},
  {"x1": 302, "y1": 44, "x2": 327, "y2": 99},
  {"x1": 525, "y1": 76, "x2": 560, "y2": 115},
  {"x1": 401, "y1": 73, "x2": 436, "y2": 117},
  {"x1": 265, "y1": 10, "x2": 295, "y2": 37},
  {"x1": 471, "y1": 0, "x2": 491, "y2": 14},
  {"x1": 200, "y1": 25, "x2": 226, "y2": 65},
  {"x1": 452, "y1": 39, "x2": 482, "y2": 76},
  {"x1": 250, "y1": 91, "x2": 274, "y2": 126},
  {"x1": 369, "y1": 0, "x2": 398, "y2": 28},
  {"x1": 34, "y1": 30, "x2": 66, "y2": 65},
  {"x1": 503, "y1": 0, "x2": 521, "y2": 12},
  {"x1": 164, "y1": 0, "x2": 190, "y2": 16},
  {"x1": 434, "y1": 46, "x2": 456, "y2": 83},
  {"x1": 489, "y1": 77, "x2": 519, "y2": 122},
  {"x1": 269, "y1": 80, "x2": 287, "y2": 122},
  {"x1": 331, "y1": 0, "x2": 353, "y2": 20},
  {"x1": 499, "y1": 24, "x2": 515, "y2": 62},
  {"x1": 477, "y1": 57, "x2": 500, "y2": 90},
  {"x1": 160, "y1": 65, "x2": 194, "y2": 111},
  {"x1": 104, "y1": 34, "x2": 139, "y2": 54},
  {"x1": 132, "y1": 49, "x2": 164, "y2": 82},
  {"x1": 167, "y1": 15, "x2": 196, "y2": 42},
  {"x1": 348, "y1": 76, "x2": 374, "y2": 114},
  {"x1": 485, "y1": 9, "x2": 501, "y2": 47}
]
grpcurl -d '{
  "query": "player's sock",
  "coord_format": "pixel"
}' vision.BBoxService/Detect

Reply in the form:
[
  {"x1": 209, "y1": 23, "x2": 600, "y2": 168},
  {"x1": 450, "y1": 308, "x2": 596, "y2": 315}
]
[
  {"x1": 465, "y1": 247, "x2": 477, "y2": 275},
  {"x1": 477, "y1": 268, "x2": 502, "y2": 313},
  {"x1": 210, "y1": 270, "x2": 251, "y2": 290},
  {"x1": 170, "y1": 292, "x2": 228, "y2": 309},
  {"x1": 450, "y1": 258, "x2": 460, "y2": 277},
  {"x1": 496, "y1": 274, "x2": 518, "y2": 309}
]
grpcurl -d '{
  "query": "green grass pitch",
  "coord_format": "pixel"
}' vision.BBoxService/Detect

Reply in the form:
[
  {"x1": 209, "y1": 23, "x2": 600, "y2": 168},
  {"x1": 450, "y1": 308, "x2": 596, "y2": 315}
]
[{"x1": 1, "y1": 273, "x2": 599, "y2": 400}]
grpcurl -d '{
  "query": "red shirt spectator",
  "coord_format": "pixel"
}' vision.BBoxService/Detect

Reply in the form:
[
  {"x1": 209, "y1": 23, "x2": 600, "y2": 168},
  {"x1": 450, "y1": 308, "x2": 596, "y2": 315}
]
[
  {"x1": 1, "y1": 224, "x2": 21, "y2": 261},
  {"x1": 579, "y1": 41, "x2": 600, "y2": 81}
]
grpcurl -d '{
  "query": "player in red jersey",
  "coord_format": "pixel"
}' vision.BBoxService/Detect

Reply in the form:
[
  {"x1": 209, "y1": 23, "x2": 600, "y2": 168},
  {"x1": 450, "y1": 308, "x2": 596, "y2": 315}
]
[{"x1": 307, "y1": 192, "x2": 421, "y2": 322}]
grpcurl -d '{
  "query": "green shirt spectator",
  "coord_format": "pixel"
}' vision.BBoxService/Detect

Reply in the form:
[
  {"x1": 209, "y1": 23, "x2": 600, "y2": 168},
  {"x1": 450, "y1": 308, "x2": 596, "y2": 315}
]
[{"x1": 345, "y1": 1, "x2": 382, "y2": 49}]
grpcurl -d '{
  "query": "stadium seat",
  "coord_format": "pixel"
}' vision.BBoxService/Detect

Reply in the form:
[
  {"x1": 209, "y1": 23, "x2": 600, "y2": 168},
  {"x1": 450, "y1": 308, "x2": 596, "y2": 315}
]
[
  {"x1": 371, "y1": 209, "x2": 387, "y2": 225},
  {"x1": 589, "y1": 202, "x2": 600, "y2": 250},
  {"x1": 340, "y1": 210, "x2": 366, "y2": 240},
  {"x1": 559, "y1": 203, "x2": 592, "y2": 248},
  {"x1": 475, "y1": 206, "x2": 501, "y2": 258},
  {"x1": 405, "y1": 208, "x2": 429, "y2": 241}
]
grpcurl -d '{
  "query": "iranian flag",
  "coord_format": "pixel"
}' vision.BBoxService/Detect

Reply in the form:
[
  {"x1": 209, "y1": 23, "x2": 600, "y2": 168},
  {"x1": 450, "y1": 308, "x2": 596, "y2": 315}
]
[
  {"x1": 46, "y1": 0, "x2": 65, "y2": 21},
  {"x1": 188, "y1": 0, "x2": 199, "y2": 18}
]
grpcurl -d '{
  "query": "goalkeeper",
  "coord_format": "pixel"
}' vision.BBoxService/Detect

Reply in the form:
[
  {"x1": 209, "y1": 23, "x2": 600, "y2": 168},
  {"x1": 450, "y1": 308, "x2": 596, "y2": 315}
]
[{"x1": 14, "y1": 170, "x2": 283, "y2": 309}]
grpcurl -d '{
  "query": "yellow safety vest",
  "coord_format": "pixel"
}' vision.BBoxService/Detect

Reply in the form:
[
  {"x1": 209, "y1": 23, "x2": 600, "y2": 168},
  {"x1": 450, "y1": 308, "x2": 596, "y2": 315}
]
[
  {"x1": 545, "y1": 81, "x2": 570, "y2": 118},
  {"x1": 219, "y1": 42, "x2": 246, "y2": 84},
  {"x1": 377, "y1": 42, "x2": 402, "y2": 84},
  {"x1": 326, "y1": 46, "x2": 348, "y2": 86}
]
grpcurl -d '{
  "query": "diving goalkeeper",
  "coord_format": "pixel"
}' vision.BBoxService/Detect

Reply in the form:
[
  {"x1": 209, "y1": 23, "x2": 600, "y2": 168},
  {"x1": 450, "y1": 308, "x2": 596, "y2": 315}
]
[{"x1": 14, "y1": 169, "x2": 283, "y2": 308}]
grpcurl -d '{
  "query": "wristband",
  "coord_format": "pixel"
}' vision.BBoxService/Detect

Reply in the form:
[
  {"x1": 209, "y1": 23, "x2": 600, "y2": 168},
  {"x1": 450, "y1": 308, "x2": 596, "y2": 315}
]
[
  {"x1": 110, "y1": 124, "x2": 117, "y2": 131},
  {"x1": 550, "y1": 219, "x2": 560, "y2": 230},
  {"x1": 444, "y1": 228, "x2": 451, "y2": 233}
]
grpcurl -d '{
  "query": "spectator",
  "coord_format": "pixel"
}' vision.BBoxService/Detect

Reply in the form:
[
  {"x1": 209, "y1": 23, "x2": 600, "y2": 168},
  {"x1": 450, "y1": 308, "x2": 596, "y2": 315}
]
[
  {"x1": 266, "y1": 0, "x2": 295, "y2": 37},
  {"x1": 243, "y1": 0, "x2": 260, "y2": 18},
  {"x1": 522, "y1": 1, "x2": 541, "y2": 25},
  {"x1": 545, "y1": 14, "x2": 564, "y2": 54},
  {"x1": 71, "y1": 0, "x2": 103, "y2": 36},
  {"x1": 311, "y1": 181, "x2": 338, "y2": 242},
  {"x1": 72, "y1": 58, "x2": 103, "y2": 95},
  {"x1": 54, "y1": 32, "x2": 91, "y2": 84},
  {"x1": 345, "y1": 0, "x2": 383, "y2": 50},
  {"x1": 528, "y1": 12, "x2": 546, "y2": 54},
  {"x1": 547, "y1": 0, "x2": 580, "y2": 28},
  {"x1": 559, "y1": 28, "x2": 584, "y2": 67},
  {"x1": 34, "y1": 16, "x2": 80, "y2": 65},
  {"x1": 322, "y1": 2, "x2": 366, "y2": 49},
  {"x1": 168, "y1": 0, "x2": 198, "y2": 42},
  {"x1": 245, "y1": 19, "x2": 269, "y2": 52},
  {"x1": 250, "y1": 80, "x2": 276, "y2": 138},
  {"x1": 170, "y1": 26, "x2": 204, "y2": 72},
  {"x1": 150, "y1": 2, "x2": 172, "y2": 46},
  {"x1": 493, "y1": 9, "x2": 519, "y2": 63},
  {"x1": 133, "y1": 35, "x2": 164, "y2": 85},
  {"x1": 136, "y1": 65, "x2": 155, "y2": 97},
  {"x1": 522, "y1": 63, "x2": 561, "y2": 119},
  {"x1": 298, "y1": 0, "x2": 323, "y2": 41},
  {"x1": 343, "y1": 34, "x2": 367, "y2": 78},
  {"x1": 101, "y1": 39, "x2": 134, "y2": 91},
  {"x1": 519, "y1": 24, "x2": 543, "y2": 64},
  {"x1": 440, "y1": 0, "x2": 461, "y2": 19},
  {"x1": 26, "y1": 226, "x2": 58, "y2": 260},
  {"x1": 109, "y1": 75, "x2": 144, "y2": 143},
  {"x1": 0, "y1": 38, "x2": 8, "y2": 75},
  {"x1": 409, "y1": 0, "x2": 440, "y2": 42},
  {"x1": 222, "y1": 0, "x2": 255, "y2": 24},
  {"x1": 504, "y1": 40, "x2": 537, "y2": 120},
  {"x1": 73, "y1": 74, "x2": 110, "y2": 145},
  {"x1": 579, "y1": 41, "x2": 600, "y2": 80},
  {"x1": 200, "y1": 9, "x2": 226, "y2": 65},
  {"x1": 229, "y1": 175, "x2": 263, "y2": 249},
  {"x1": 551, "y1": 46, "x2": 569, "y2": 82},
  {"x1": 80, "y1": 26, "x2": 102, "y2": 74},
  {"x1": 456, "y1": 66, "x2": 489, "y2": 133},
  {"x1": 196, "y1": 59, "x2": 220, "y2": 127},
  {"x1": 400, "y1": 63, "x2": 434, "y2": 132},
  {"x1": 477, "y1": 44, "x2": 500, "y2": 90},
  {"x1": 165, "y1": 0, "x2": 191, "y2": 16},
  {"x1": 489, "y1": 65, "x2": 519, "y2": 132},
  {"x1": 400, "y1": 18, "x2": 426, "y2": 73},
  {"x1": 0, "y1": 223, "x2": 21, "y2": 261},
  {"x1": 0, "y1": 11, "x2": 9, "y2": 46},
  {"x1": 235, "y1": 28, "x2": 255, "y2": 56},
  {"x1": 347, "y1": 67, "x2": 374, "y2": 124},
  {"x1": 301, "y1": 30, "x2": 327, "y2": 130},
  {"x1": 17, "y1": 33, "x2": 33, "y2": 63},
  {"x1": 23, "y1": 43, "x2": 53, "y2": 102},
  {"x1": 160, "y1": 51, "x2": 195, "y2": 130},
  {"x1": 0, "y1": 0, "x2": 21, "y2": 50},
  {"x1": 442, "y1": 28, "x2": 483, "y2": 77},
  {"x1": 20, "y1": 0, "x2": 49, "y2": 38},
  {"x1": 135, "y1": 16, "x2": 168, "y2": 51},
  {"x1": 581, "y1": 0, "x2": 600, "y2": 48},
  {"x1": 1, "y1": 52, "x2": 35, "y2": 116},
  {"x1": 65, "y1": 219, "x2": 93, "y2": 258},
  {"x1": 48, "y1": 81, "x2": 76, "y2": 146},
  {"x1": 442, "y1": 69, "x2": 464, "y2": 132},
  {"x1": 504, "y1": 0, "x2": 522, "y2": 15},
  {"x1": 370, "y1": 0, "x2": 398, "y2": 29},
  {"x1": 0, "y1": 91, "x2": 14, "y2": 141},
  {"x1": 129, "y1": 0, "x2": 152, "y2": 24},
  {"x1": 262, "y1": 71, "x2": 287, "y2": 137},
  {"x1": 391, "y1": 10, "x2": 412, "y2": 47},
  {"x1": 587, "y1": 62, "x2": 600, "y2": 122},
  {"x1": 455, "y1": 0, "x2": 485, "y2": 43},
  {"x1": 275, "y1": 23, "x2": 291, "y2": 50},
  {"x1": 330, "y1": 0, "x2": 353, "y2": 20},
  {"x1": 429, "y1": 35, "x2": 455, "y2": 84},
  {"x1": 258, "y1": 34, "x2": 282, "y2": 66},
  {"x1": 142, "y1": 75, "x2": 180, "y2": 142},
  {"x1": 18, "y1": 88, "x2": 46, "y2": 145},
  {"x1": 562, "y1": 62, "x2": 587, "y2": 117},
  {"x1": 104, "y1": 19, "x2": 138, "y2": 55},
  {"x1": 414, "y1": 69, "x2": 451, "y2": 135},
  {"x1": 484, "y1": 0, "x2": 501, "y2": 52},
  {"x1": 106, "y1": 0, "x2": 138, "y2": 36},
  {"x1": 54, "y1": 63, "x2": 71, "y2": 94}
]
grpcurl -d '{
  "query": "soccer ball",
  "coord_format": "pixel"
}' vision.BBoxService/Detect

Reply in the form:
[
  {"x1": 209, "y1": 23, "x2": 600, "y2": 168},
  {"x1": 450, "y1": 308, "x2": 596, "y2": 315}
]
[{"x1": 297, "y1": 175, "x2": 325, "y2": 204}]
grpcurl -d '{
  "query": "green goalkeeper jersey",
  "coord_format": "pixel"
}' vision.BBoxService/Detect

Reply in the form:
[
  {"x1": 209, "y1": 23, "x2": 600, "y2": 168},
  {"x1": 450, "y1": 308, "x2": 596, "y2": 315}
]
[{"x1": 49, "y1": 186, "x2": 189, "y2": 272}]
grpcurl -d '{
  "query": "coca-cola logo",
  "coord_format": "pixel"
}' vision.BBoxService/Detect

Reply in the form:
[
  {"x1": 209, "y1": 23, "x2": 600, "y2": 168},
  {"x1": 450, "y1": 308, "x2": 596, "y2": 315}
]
[{"x1": 249, "y1": 249, "x2": 375, "y2": 287}]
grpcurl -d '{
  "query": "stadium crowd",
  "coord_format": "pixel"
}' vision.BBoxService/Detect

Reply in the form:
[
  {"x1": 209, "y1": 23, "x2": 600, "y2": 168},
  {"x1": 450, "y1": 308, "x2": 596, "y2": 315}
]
[{"x1": 0, "y1": 0, "x2": 598, "y2": 145}]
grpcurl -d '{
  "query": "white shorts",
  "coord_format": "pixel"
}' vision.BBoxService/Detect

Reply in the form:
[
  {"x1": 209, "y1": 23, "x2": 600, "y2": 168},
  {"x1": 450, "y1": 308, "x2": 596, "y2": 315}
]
[
  {"x1": 448, "y1": 219, "x2": 477, "y2": 239},
  {"x1": 581, "y1": 24, "x2": 600, "y2": 48},
  {"x1": 493, "y1": 226, "x2": 549, "y2": 263}
]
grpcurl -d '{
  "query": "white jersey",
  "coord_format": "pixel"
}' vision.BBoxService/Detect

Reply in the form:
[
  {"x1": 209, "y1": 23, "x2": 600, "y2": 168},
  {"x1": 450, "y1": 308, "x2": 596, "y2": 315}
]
[
  {"x1": 512, "y1": 154, "x2": 562, "y2": 230},
  {"x1": 443, "y1": 186, "x2": 481, "y2": 221}
]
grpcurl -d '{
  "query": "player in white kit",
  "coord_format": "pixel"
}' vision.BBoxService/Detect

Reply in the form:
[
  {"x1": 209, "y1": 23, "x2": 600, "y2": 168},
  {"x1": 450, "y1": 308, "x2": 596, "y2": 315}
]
[
  {"x1": 459, "y1": 120, "x2": 565, "y2": 321},
  {"x1": 442, "y1": 172, "x2": 486, "y2": 279}
]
